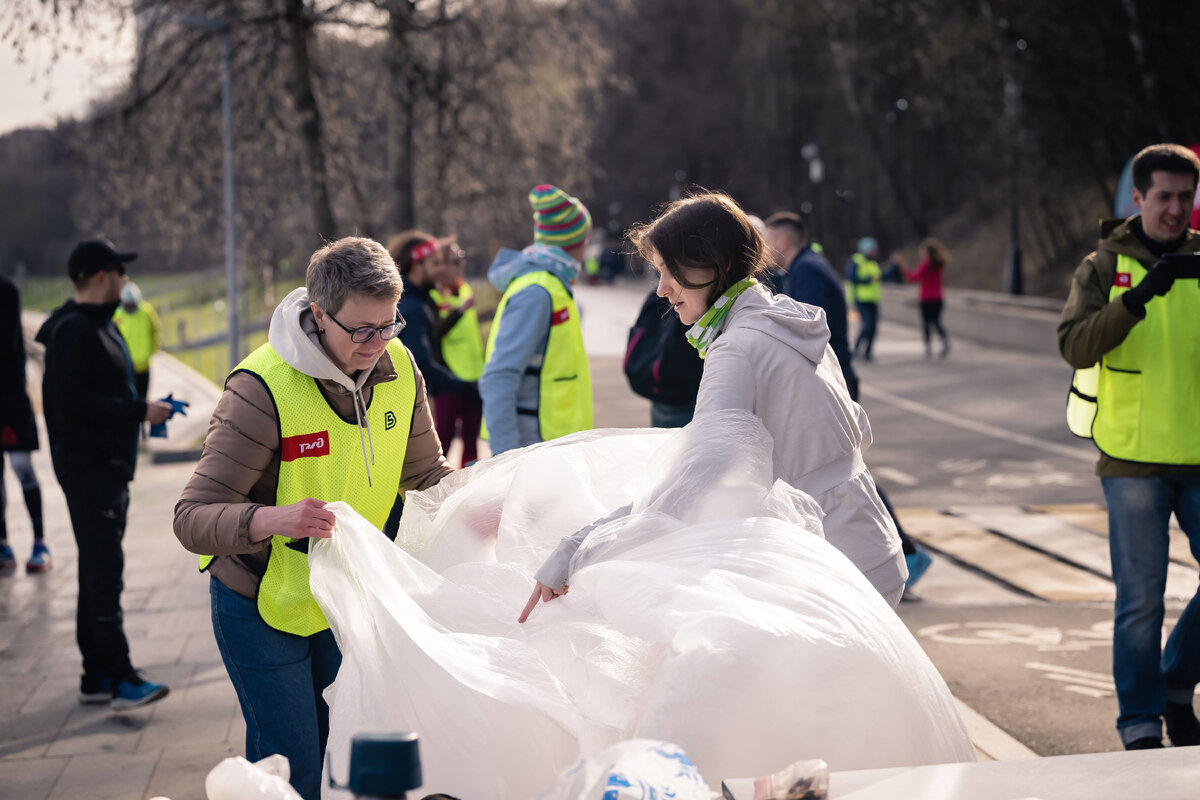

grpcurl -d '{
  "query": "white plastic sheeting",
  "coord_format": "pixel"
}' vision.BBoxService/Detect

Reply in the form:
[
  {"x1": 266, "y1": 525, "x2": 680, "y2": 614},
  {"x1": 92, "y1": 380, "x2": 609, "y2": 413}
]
[{"x1": 312, "y1": 410, "x2": 974, "y2": 799}]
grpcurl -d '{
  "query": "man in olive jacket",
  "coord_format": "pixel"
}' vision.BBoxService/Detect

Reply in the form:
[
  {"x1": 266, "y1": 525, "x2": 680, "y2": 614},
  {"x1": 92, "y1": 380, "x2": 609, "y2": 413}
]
[{"x1": 1058, "y1": 143, "x2": 1200, "y2": 751}]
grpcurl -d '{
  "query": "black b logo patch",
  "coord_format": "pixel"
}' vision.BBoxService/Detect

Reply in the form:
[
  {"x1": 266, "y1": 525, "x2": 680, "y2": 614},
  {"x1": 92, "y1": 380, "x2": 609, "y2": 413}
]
[{"x1": 384, "y1": 410, "x2": 397, "y2": 431}]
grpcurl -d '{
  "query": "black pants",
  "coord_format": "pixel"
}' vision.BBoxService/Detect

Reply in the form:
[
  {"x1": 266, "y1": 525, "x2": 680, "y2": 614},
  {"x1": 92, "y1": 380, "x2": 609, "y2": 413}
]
[
  {"x1": 58, "y1": 468, "x2": 133, "y2": 680},
  {"x1": 919, "y1": 300, "x2": 948, "y2": 351}
]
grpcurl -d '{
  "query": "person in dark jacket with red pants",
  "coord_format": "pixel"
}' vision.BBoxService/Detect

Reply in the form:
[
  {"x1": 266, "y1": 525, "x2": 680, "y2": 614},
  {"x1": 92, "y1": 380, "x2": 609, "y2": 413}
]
[{"x1": 35, "y1": 240, "x2": 174, "y2": 710}]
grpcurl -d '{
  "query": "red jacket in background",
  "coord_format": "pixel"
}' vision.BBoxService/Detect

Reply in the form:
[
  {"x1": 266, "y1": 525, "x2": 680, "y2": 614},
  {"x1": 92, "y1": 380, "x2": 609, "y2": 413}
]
[{"x1": 904, "y1": 258, "x2": 944, "y2": 303}]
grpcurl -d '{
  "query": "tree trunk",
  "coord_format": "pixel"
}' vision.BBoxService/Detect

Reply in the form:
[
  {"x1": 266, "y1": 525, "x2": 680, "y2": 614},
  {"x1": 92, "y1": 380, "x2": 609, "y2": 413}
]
[
  {"x1": 283, "y1": 0, "x2": 337, "y2": 239},
  {"x1": 386, "y1": 0, "x2": 418, "y2": 232}
]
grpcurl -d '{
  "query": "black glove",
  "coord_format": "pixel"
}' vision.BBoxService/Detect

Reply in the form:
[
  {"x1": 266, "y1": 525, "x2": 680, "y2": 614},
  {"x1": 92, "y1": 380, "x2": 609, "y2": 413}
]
[{"x1": 1122, "y1": 260, "x2": 1176, "y2": 313}]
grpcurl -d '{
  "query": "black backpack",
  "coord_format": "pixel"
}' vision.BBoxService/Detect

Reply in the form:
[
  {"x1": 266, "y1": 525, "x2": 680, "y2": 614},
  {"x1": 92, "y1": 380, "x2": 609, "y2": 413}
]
[{"x1": 623, "y1": 291, "x2": 704, "y2": 405}]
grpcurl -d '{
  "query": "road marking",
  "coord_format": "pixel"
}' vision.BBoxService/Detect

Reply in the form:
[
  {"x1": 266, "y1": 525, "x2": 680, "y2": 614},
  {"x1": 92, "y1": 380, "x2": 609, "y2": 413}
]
[
  {"x1": 862, "y1": 383, "x2": 1096, "y2": 463},
  {"x1": 1026, "y1": 662, "x2": 1115, "y2": 699},
  {"x1": 937, "y1": 458, "x2": 988, "y2": 475},
  {"x1": 874, "y1": 465, "x2": 919, "y2": 486},
  {"x1": 946, "y1": 505, "x2": 1198, "y2": 600},
  {"x1": 919, "y1": 621, "x2": 1112, "y2": 652},
  {"x1": 898, "y1": 511, "x2": 1116, "y2": 602}
]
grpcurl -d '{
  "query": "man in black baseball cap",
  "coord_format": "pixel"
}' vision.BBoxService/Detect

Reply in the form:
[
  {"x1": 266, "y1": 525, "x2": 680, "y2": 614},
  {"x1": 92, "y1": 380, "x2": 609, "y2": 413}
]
[
  {"x1": 35, "y1": 237, "x2": 172, "y2": 711},
  {"x1": 67, "y1": 240, "x2": 137, "y2": 284}
]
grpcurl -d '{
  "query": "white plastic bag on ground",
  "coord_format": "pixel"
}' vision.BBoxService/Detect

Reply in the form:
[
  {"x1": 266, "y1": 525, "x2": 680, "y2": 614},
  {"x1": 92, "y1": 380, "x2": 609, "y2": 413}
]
[
  {"x1": 206, "y1": 754, "x2": 301, "y2": 800},
  {"x1": 312, "y1": 410, "x2": 974, "y2": 799}
]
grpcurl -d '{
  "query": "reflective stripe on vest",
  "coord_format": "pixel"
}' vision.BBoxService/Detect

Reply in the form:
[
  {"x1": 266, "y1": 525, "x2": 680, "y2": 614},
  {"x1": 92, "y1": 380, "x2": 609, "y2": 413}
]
[
  {"x1": 429, "y1": 283, "x2": 485, "y2": 382},
  {"x1": 483, "y1": 270, "x2": 593, "y2": 442},
  {"x1": 1089, "y1": 253, "x2": 1200, "y2": 463},
  {"x1": 198, "y1": 339, "x2": 416, "y2": 636},
  {"x1": 847, "y1": 253, "x2": 882, "y2": 303},
  {"x1": 112, "y1": 303, "x2": 158, "y2": 373}
]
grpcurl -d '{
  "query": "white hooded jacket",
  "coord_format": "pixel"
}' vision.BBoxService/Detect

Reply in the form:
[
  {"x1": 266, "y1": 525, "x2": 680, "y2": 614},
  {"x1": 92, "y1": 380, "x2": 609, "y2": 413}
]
[{"x1": 695, "y1": 283, "x2": 906, "y2": 604}]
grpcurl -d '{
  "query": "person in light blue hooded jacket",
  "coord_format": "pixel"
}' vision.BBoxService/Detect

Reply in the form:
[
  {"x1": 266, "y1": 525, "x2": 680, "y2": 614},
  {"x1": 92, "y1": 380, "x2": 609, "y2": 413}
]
[{"x1": 480, "y1": 185, "x2": 594, "y2": 454}]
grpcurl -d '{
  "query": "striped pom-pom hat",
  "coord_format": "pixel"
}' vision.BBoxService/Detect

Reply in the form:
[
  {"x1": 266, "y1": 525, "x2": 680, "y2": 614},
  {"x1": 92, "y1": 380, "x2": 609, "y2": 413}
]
[{"x1": 529, "y1": 184, "x2": 592, "y2": 249}]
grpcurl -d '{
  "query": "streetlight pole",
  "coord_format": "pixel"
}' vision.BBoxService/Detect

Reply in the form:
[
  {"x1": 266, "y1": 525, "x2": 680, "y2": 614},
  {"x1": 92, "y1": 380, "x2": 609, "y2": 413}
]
[
  {"x1": 178, "y1": 15, "x2": 239, "y2": 369},
  {"x1": 1004, "y1": 40, "x2": 1027, "y2": 295}
]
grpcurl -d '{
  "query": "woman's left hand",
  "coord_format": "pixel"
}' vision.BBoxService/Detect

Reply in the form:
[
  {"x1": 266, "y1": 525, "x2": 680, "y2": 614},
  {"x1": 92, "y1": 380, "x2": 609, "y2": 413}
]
[{"x1": 518, "y1": 581, "x2": 568, "y2": 623}]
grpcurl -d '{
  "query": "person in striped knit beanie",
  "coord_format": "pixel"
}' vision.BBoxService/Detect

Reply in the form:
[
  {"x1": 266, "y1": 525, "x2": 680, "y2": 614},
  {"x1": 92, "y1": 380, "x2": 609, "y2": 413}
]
[{"x1": 480, "y1": 185, "x2": 594, "y2": 454}]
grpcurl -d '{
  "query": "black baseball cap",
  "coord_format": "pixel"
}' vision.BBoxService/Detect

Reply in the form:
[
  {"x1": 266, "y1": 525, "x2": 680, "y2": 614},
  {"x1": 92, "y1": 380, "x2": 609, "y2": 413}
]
[{"x1": 68, "y1": 239, "x2": 137, "y2": 281}]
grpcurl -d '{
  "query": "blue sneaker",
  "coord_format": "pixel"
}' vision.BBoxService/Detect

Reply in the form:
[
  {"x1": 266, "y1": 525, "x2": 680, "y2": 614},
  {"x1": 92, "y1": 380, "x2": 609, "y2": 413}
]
[
  {"x1": 905, "y1": 548, "x2": 933, "y2": 590},
  {"x1": 0, "y1": 543, "x2": 15, "y2": 575},
  {"x1": 110, "y1": 672, "x2": 169, "y2": 711},
  {"x1": 25, "y1": 541, "x2": 51, "y2": 573},
  {"x1": 79, "y1": 675, "x2": 113, "y2": 705}
]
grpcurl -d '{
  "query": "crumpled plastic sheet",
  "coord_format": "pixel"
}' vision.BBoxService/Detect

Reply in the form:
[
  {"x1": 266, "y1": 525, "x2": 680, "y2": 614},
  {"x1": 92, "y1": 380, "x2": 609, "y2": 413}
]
[{"x1": 312, "y1": 410, "x2": 974, "y2": 799}]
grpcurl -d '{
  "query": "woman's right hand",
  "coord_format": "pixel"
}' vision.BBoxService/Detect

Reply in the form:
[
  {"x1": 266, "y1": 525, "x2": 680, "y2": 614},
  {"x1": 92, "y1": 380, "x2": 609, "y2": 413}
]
[
  {"x1": 518, "y1": 581, "x2": 568, "y2": 623},
  {"x1": 248, "y1": 498, "x2": 336, "y2": 543}
]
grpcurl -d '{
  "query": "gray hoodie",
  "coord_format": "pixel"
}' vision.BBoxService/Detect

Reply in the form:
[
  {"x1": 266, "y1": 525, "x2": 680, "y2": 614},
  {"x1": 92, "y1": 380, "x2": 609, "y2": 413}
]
[{"x1": 270, "y1": 287, "x2": 385, "y2": 485}]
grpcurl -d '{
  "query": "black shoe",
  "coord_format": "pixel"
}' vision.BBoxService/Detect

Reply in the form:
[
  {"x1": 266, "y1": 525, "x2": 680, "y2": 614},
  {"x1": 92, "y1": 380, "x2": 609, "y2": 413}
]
[
  {"x1": 1164, "y1": 701, "x2": 1200, "y2": 747},
  {"x1": 79, "y1": 675, "x2": 114, "y2": 705},
  {"x1": 1124, "y1": 736, "x2": 1164, "y2": 750}
]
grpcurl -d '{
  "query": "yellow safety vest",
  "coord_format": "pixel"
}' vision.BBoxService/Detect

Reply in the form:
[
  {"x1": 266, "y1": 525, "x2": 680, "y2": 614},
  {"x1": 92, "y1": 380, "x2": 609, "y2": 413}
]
[
  {"x1": 483, "y1": 270, "x2": 593, "y2": 442},
  {"x1": 847, "y1": 253, "x2": 882, "y2": 304},
  {"x1": 429, "y1": 283, "x2": 485, "y2": 382},
  {"x1": 200, "y1": 339, "x2": 415, "y2": 636},
  {"x1": 112, "y1": 302, "x2": 159, "y2": 373},
  {"x1": 1070, "y1": 253, "x2": 1200, "y2": 464}
]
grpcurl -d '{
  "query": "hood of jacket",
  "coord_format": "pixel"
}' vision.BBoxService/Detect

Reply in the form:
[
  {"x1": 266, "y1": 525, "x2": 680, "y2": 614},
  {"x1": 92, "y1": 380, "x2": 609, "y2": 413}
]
[
  {"x1": 487, "y1": 243, "x2": 580, "y2": 294},
  {"x1": 720, "y1": 283, "x2": 831, "y2": 366},
  {"x1": 35, "y1": 299, "x2": 119, "y2": 345},
  {"x1": 270, "y1": 286, "x2": 378, "y2": 393}
]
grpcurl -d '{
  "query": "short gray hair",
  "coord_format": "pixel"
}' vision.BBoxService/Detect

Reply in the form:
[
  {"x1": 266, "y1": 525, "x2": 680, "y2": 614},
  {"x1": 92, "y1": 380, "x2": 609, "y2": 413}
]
[{"x1": 306, "y1": 237, "x2": 403, "y2": 314}]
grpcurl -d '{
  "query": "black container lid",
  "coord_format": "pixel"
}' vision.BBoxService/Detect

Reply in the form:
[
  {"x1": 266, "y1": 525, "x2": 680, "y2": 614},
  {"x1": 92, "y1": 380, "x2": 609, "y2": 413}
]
[{"x1": 348, "y1": 732, "x2": 422, "y2": 797}]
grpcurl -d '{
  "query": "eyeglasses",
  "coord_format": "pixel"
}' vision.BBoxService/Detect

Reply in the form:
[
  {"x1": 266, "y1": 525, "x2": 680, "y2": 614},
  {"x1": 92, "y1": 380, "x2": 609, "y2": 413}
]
[{"x1": 325, "y1": 309, "x2": 406, "y2": 343}]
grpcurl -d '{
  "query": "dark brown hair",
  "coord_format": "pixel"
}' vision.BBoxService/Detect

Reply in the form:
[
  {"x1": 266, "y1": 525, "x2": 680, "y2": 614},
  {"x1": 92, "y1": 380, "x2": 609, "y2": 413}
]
[
  {"x1": 1131, "y1": 144, "x2": 1200, "y2": 195},
  {"x1": 628, "y1": 192, "x2": 766, "y2": 306},
  {"x1": 919, "y1": 237, "x2": 950, "y2": 271}
]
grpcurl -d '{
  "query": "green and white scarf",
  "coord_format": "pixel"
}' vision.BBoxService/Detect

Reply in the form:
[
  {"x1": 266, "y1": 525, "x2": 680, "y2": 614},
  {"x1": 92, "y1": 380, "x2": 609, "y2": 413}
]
[{"x1": 686, "y1": 278, "x2": 758, "y2": 358}]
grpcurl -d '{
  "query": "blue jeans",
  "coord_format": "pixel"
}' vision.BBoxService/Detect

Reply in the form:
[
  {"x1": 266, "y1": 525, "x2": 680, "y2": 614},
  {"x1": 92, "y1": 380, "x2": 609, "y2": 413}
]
[
  {"x1": 210, "y1": 577, "x2": 342, "y2": 800},
  {"x1": 1102, "y1": 475, "x2": 1200, "y2": 744},
  {"x1": 854, "y1": 301, "x2": 878, "y2": 360}
]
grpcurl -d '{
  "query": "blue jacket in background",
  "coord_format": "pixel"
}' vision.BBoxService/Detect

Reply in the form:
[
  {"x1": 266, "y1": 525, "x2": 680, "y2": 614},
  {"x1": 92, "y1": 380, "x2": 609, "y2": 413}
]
[{"x1": 480, "y1": 244, "x2": 580, "y2": 454}]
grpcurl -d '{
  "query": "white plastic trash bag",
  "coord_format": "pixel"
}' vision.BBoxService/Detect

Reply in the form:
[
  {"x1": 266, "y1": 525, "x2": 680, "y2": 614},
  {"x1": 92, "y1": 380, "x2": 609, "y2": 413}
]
[
  {"x1": 206, "y1": 754, "x2": 302, "y2": 800},
  {"x1": 312, "y1": 410, "x2": 975, "y2": 799}
]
